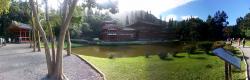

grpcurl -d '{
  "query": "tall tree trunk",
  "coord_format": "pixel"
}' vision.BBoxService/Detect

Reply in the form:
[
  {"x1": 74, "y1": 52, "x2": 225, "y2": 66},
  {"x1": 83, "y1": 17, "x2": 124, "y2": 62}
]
[
  {"x1": 31, "y1": 15, "x2": 37, "y2": 52},
  {"x1": 54, "y1": 0, "x2": 78, "y2": 79},
  {"x1": 36, "y1": 30, "x2": 41, "y2": 51},
  {"x1": 35, "y1": 0, "x2": 41, "y2": 52},
  {"x1": 30, "y1": 31, "x2": 32, "y2": 48},
  {"x1": 66, "y1": 30, "x2": 71, "y2": 56},
  {"x1": 30, "y1": 0, "x2": 78, "y2": 79},
  {"x1": 30, "y1": 0, "x2": 53, "y2": 77},
  {"x1": 44, "y1": 0, "x2": 56, "y2": 65}
]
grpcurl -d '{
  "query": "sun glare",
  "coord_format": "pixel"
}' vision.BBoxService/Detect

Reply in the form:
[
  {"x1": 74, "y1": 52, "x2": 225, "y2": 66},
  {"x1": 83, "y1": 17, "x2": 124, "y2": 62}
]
[
  {"x1": 118, "y1": 0, "x2": 193, "y2": 16},
  {"x1": 45, "y1": 0, "x2": 193, "y2": 18},
  {"x1": 96, "y1": 0, "x2": 109, "y2": 4}
]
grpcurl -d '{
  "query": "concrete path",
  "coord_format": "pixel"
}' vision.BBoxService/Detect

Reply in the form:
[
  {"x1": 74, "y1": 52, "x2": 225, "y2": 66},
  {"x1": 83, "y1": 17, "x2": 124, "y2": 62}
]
[
  {"x1": 0, "y1": 44, "x2": 102, "y2": 80},
  {"x1": 237, "y1": 45, "x2": 250, "y2": 79}
]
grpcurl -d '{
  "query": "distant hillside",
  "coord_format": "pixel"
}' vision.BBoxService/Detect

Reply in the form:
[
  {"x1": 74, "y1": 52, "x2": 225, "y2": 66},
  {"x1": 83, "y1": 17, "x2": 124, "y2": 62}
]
[{"x1": 111, "y1": 10, "x2": 166, "y2": 26}]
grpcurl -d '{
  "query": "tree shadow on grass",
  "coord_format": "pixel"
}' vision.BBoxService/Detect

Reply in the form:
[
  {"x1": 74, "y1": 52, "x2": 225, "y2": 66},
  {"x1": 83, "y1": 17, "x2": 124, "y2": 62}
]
[
  {"x1": 173, "y1": 55, "x2": 185, "y2": 58},
  {"x1": 165, "y1": 58, "x2": 174, "y2": 61},
  {"x1": 160, "y1": 58, "x2": 174, "y2": 61},
  {"x1": 192, "y1": 51, "x2": 204, "y2": 54},
  {"x1": 237, "y1": 79, "x2": 246, "y2": 80},
  {"x1": 206, "y1": 53, "x2": 216, "y2": 56},
  {"x1": 232, "y1": 70, "x2": 245, "y2": 73},
  {"x1": 190, "y1": 57, "x2": 207, "y2": 60}
]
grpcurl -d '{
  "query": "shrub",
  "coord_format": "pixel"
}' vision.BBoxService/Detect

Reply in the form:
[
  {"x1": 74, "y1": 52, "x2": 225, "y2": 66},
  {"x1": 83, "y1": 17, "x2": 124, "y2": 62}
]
[
  {"x1": 183, "y1": 45, "x2": 196, "y2": 54},
  {"x1": 206, "y1": 64, "x2": 213, "y2": 68},
  {"x1": 172, "y1": 51, "x2": 178, "y2": 57},
  {"x1": 197, "y1": 42, "x2": 213, "y2": 54},
  {"x1": 212, "y1": 41, "x2": 225, "y2": 49},
  {"x1": 108, "y1": 54, "x2": 114, "y2": 59},
  {"x1": 158, "y1": 52, "x2": 167, "y2": 60},
  {"x1": 145, "y1": 52, "x2": 151, "y2": 58},
  {"x1": 224, "y1": 44, "x2": 237, "y2": 54}
]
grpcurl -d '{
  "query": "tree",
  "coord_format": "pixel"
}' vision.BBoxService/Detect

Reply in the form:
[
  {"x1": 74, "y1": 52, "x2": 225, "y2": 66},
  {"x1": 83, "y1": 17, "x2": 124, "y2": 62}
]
[
  {"x1": 226, "y1": 13, "x2": 250, "y2": 38},
  {"x1": 55, "y1": 0, "x2": 78, "y2": 79},
  {"x1": 82, "y1": 0, "x2": 119, "y2": 39},
  {"x1": 35, "y1": 0, "x2": 41, "y2": 52},
  {"x1": 235, "y1": 13, "x2": 250, "y2": 37},
  {"x1": 66, "y1": 5, "x2": 86, "y2": 55},
  {"x1": 30, "y1": 0, "x2": 53, "y2": 77},
  {"x1": 175, "y1": 17, "x2": 205, "y2": 41},
  {"x1": 126, "y1": 15, "x2": 129, "y2": 25},
  {"x1": 44, "y1": 0, "x2": 56, "y2": 64},
  {"x1": 96, "y1": 0, "x2": 119, "y2": 14},
  {"x1": 0, "y1": 1, "x2": 31, "y2": 40},
  {"x1": 0, "y1": 0, "x2": 11, "y2": 14},
  {"x1": 211, "y1": 10, "x2": 229, "y2": 40},
  {"x1": 29, "y1": 0, "x2": 79, "y2": 79},
  {"x1": 236, "y1": 17, "x2": 244, "y2": 29},
  {"x1": 223, "y1": 27, "x2": 233, "y2": 38}
]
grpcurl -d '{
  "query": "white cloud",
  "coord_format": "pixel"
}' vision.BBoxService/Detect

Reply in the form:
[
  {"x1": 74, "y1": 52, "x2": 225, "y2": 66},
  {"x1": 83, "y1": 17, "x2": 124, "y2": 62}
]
[
  {"x1": 118, "y1": 0, "x2": 194, "y2": 16},
  {"x1": 181, "y1": 15, "x2": 198, "y2": 20}
]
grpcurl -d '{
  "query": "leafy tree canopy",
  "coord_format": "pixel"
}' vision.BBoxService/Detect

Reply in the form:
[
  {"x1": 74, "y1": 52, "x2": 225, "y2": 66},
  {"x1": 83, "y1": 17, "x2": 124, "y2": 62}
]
[{"x1": 0, "y1": 0, "x2": 11, "y2": 14}]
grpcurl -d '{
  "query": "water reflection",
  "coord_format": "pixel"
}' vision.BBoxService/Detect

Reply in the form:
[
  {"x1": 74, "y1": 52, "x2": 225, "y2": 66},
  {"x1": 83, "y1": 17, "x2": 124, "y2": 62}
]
[{"x1": 72, "y1": 42, "x2": 185, "y2": 58}]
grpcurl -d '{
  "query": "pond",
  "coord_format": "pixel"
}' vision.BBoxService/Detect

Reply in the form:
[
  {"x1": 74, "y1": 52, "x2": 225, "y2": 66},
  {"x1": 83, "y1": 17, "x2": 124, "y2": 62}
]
[{"x1": 72, "y1": 42, "x2": 186, "y2": 58}]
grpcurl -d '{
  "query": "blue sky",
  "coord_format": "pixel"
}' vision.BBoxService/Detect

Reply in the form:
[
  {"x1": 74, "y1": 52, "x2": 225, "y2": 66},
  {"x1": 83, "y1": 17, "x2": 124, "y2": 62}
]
[
  {"x1": 47, "y1": 0, "x2": 250, "y2": 25},
  {"x1": 161, "y1": 0, "x2": 250, "y2": 25}
]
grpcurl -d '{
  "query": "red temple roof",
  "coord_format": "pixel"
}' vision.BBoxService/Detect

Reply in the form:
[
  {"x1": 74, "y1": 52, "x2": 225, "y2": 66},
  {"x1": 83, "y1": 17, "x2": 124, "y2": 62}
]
[{"x1": 8, "y1": 21, "x2": 32, "y2": 30}]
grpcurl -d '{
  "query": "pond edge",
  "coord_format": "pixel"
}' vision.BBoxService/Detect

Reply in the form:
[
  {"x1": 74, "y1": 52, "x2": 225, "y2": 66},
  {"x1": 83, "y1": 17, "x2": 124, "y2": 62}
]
[{"x1": 73, "y1": 53, "x2": 107, "y2": 80}]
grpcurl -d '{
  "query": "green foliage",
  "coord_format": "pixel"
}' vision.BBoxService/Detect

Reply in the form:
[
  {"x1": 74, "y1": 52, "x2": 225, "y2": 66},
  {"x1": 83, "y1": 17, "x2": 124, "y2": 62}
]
[
  {"x1": 206, "y1": 64, "x2": 213, "y2": 68},
  {"x1": 175, "y1": 10, "x2": 230, "y2": 41},
  {"x1": 172, "y1": 51, "x2": 179, "y2": 57},
  {"x1": 96, "y1": 0, "x2": 119, "y2": 14},
  {"x1": 223, "y1": 44, "x2": 237, "y2": 54},
  {"x1": 197, "y1": 42, "x2": 213, "y2": 54},
  {"x1": 84, "y1": 13, "x2": 113, "y2": 39},
  {"x1": 158, "y1": 52, "x2": 167, "y2": 60},
  {"x1": 144, "y1": 52, "x2": 150, "y2": 58},
  {"x1": 183, "y1": 45, "x2": 196, "y2": 54},
  {"x1": 0, "y1": 0, "x2": 10, "y2": 14},
  {"x1": 108, "y1": 53, "x2": 114, "y2": 59},
  {"x1": 212, "y1": 41, "x2": 225, "y2": 49},
  {"x1": 236, "y1": 13, "x2": 250, "y2": 37},
  {"x1": 0, "y1": 1, "x2": 31, "y2": 37}
]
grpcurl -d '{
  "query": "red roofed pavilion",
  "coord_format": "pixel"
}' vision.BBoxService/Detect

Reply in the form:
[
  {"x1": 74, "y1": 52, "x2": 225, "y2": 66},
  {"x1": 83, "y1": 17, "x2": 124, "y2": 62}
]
[{"x1": 7, "y1": 21, "x2": 31, "y2": 43}]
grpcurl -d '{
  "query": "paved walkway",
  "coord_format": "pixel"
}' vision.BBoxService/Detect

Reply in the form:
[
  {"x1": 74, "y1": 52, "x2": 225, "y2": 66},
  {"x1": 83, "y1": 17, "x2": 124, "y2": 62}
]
[
  {"x1": 0, "y1": 44, "x2": 102, "y2": 80},
  {"x1": 237, "y1": 45, "x2": 250, "y2": 79}
]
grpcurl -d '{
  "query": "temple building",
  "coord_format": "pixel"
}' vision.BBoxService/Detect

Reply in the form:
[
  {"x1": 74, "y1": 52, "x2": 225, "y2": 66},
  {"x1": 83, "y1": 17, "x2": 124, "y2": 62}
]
[
  {"x1": 100, "y1": 21, "x2": 177, "y2": 41},
  {"x1": 100, "y1": 21, "x2": 136, "y2": 41},
  {"x1": 126, "y1": 21, "x2": 167, "y2": 41},
  {"x1": 7, "y1": 21, "x2": 32, "y2": 43}
]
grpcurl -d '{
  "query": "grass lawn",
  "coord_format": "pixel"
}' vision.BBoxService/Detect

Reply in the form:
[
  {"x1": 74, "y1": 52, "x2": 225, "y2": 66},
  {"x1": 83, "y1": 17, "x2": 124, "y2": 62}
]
[
  {"x1": 245, "y1": 40, "x2": 250, "y2": 46},
  {"x1": 77, "y1": 53, "x2": 246, "y2": 80}
]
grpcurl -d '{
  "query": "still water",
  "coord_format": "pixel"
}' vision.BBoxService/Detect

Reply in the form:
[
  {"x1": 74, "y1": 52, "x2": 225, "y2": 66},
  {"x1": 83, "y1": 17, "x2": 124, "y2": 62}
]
[{"x1": 72, "y1": 42, "x2": 185, "y2": 58}]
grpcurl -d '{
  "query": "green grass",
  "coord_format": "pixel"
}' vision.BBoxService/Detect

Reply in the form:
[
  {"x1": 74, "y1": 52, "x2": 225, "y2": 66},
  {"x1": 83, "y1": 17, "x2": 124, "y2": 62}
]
[
  {"x1": 78, "y1": 53, "x2": 246, "y2": 80},
  {"x1": 245, "y1": 40, "x2": 250, "y2": 46}
]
